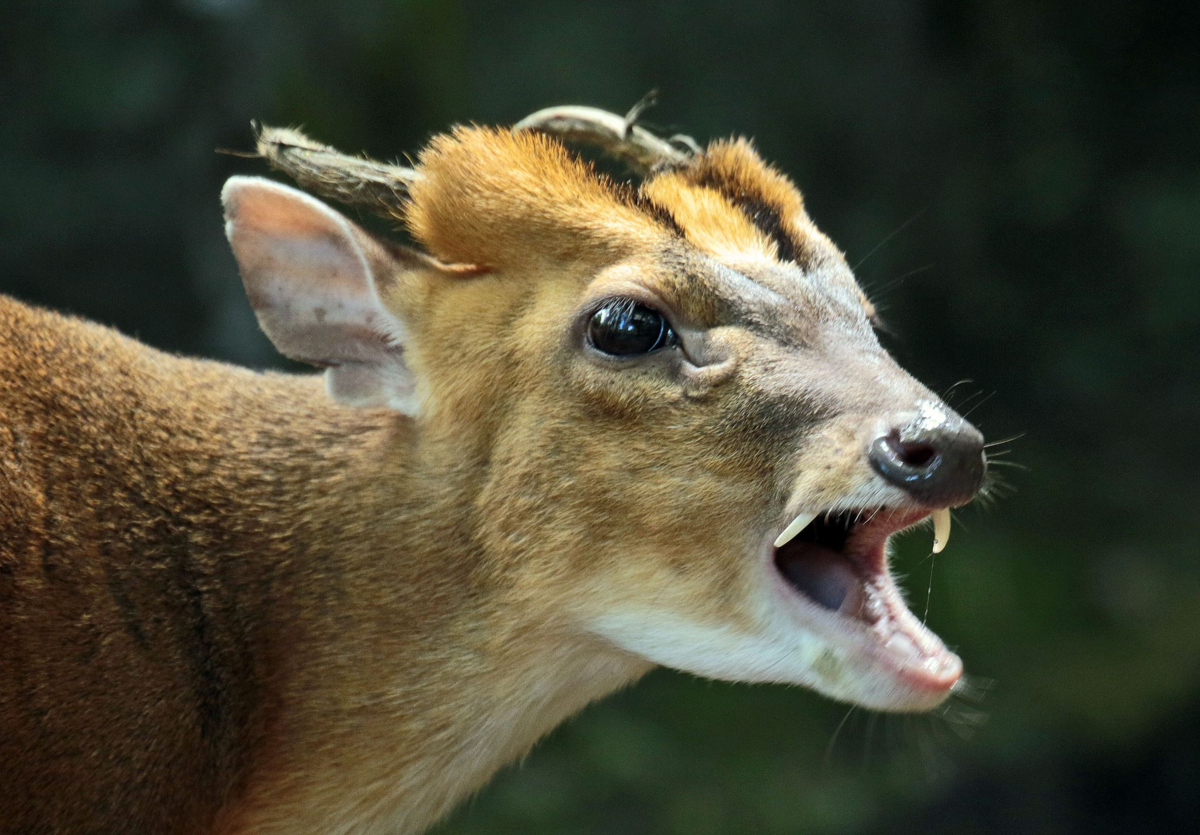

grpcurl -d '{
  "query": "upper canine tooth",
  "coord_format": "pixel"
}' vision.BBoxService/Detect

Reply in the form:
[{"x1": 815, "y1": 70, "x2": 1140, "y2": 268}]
[
  {"x1": 774, "y1": 511, "x2": 819, "y2": 548},
  {"x1": 932, "y1": 508, "x2": 951, "y2": 554}
]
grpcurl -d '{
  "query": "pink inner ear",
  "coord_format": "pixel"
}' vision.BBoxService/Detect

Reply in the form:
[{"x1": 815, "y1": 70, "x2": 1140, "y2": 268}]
[
  {"x1": 238, "y1": 231, "x2": 403, "y2": 365},
  {"x1": 223, "y1": 176, "x2": 417, "y2": 413},
  {"x1": 230, "y1": 184, "x2": 345, "y2": 238}
]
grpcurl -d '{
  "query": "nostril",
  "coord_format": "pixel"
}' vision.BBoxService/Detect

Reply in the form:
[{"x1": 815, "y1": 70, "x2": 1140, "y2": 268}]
[
  {"x1": 869, "y1": 420, "x2": 987, "y2": 507},
  {"x1": 893, "y1": 440, "x2": 937, "y2": 469},
  {"x1": 873, "y1": 434, "x2": 939, "y2": 472},
  {"x1": 869, "y1": 434, "x2": 938, "y2": 487}
]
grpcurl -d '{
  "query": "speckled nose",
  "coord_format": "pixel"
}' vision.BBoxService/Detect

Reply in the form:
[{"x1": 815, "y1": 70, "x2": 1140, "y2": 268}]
[{"x1": 868, "y1": 408, "x2": 986, "y2": 507}]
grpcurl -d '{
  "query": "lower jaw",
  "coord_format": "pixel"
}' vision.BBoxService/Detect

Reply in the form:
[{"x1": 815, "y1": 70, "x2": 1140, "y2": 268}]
[
  {"x1": 813, "y1": 615, "x2": 962, "y2": 711},
  {"x1": 773, "y1": 538, "x2": 962, "y2": 710},
  {"x1": 836, "y1": 653, "x2": 962, "y2": 712}
]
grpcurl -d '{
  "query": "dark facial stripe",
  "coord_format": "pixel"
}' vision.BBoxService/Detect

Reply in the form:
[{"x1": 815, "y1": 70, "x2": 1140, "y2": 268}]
[
  {"x1": 632, "y1": 188, "x2": 687, "y2": 238},
  {"x1": 688, "y1": 170, "x2": 815, "y2": 269},
  {"x1": 729, "y1": 195, "x2": 801, "y2": 265}
]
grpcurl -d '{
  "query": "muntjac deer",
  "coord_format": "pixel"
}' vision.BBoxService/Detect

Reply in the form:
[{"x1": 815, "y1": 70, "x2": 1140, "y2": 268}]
[{"x1": 0, "y1": 106, "x2": 987, "y2": 834}]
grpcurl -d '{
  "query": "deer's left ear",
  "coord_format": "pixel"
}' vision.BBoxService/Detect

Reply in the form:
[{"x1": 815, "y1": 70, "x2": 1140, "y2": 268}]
[{"x1": 222, "y1": 176, "x2": 429, "y2": 416}]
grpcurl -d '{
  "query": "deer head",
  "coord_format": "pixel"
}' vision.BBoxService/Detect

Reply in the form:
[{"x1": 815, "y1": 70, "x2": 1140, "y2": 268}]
[{"x1": 224, "y1": 106, "x2": 986, "y2": 713}]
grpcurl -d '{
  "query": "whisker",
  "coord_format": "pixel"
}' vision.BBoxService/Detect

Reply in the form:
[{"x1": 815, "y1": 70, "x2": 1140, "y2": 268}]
[
  {"x1": 824, "y1": 705, "x2": 858, "y2": 767},
  {"x1": 941, "y1": 379, "x2": 976, "y2": 398},
  {"x1": 863, "y1": 263, "x2": 935, "y2": 301},
  {"x1": 851, "y1": 207, "x2": 930, "y2": 272},
  {"x1": 981, "y1": 477, "x2": 1015, "y2": 495},
  {"x1": 960, "y1": 391, "x2": 996, "y2": 419},
  {"x1": 951, "y1": 673, "x2": 996, "y2": 705},
  {"x1": 986, "y1": 460, "x2": 1028, "y2": 469},
  {"x1": 946, "y1": 388, "x2": 986, "y2": 408}
]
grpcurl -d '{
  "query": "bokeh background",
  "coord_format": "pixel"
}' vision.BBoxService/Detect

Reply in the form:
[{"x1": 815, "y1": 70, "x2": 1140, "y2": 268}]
[{"x1": 4, "y1": 1, "x2": 1199, "y2": 832}]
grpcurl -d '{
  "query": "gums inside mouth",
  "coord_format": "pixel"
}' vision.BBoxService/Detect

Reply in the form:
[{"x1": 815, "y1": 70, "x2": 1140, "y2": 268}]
[
  {"x1": 774, "y1": 510, "x2": 879, "y2": 619},
  {"x1": 772, "y1": 507, "x2": 963, "y2": 696}
]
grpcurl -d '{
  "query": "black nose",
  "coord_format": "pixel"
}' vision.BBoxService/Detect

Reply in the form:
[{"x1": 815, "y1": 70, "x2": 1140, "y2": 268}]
[{"x1": 868, "y1": 417, "x2": 986, "y2": 507}]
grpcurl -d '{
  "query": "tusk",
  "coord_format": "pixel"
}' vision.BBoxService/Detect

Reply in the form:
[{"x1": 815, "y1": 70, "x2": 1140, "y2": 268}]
[
  {"x1": 932, "y1": 508, "x2": 951, "y2": 554},
  {"x1": 774, "y1": 511, "x2": 819, "y2": 549}
]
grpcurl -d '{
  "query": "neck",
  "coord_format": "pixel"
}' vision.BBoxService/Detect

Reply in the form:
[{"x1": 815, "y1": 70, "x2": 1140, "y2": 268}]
[
  {"x1": 0, "y1": 300, "x2": 648, "y2": 835},
  {"x1": 206, "y1": 372, "x2": 650, "y2": 834}
]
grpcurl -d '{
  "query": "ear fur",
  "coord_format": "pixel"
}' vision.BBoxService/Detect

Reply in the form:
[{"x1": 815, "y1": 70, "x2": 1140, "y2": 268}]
[{"x1": 222, "y1": 175, "x2": 425, "y2": 415}]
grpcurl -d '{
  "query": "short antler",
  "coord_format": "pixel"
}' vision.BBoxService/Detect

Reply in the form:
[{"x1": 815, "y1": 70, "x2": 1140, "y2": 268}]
[
  {"x1": 254, "y1": 104, "x2": 694, "y2": 219},
  {"x1": 254, "y1": 124, "x2": 420, "y2": 218},
  {"x1": 514, "y1": 104, "x2": 697, "y2": 173}
]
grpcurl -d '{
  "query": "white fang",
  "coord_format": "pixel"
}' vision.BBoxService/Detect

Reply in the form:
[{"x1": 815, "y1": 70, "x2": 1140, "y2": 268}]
[
  {"x1": 932, "y1": 508, "x2": 951, "y2": 554},
  {"x1": 773, "y1": 511, "x2": 819, "y2": 548}
]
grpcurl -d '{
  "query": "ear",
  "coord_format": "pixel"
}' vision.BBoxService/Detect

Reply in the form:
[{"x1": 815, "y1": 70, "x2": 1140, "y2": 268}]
[{"x1": 222, "y1": 175, "x2": 425, "y2": 415}]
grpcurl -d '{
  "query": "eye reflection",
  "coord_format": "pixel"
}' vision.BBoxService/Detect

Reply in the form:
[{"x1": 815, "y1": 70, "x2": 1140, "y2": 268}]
[{"x1": 587, "y1": 299, "x2": 675, "y2": 356}]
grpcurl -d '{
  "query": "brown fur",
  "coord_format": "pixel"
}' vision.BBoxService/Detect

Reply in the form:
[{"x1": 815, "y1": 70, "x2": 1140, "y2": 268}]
[
  {"x1": 406, "y1": 126, "x2": 668, "y2": 269},
  {"x1": 0, "y1": 112, "x2": 976, "y2": 834}
]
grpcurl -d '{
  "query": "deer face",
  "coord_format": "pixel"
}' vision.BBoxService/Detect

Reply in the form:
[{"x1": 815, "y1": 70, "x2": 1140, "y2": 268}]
[
  {"x1": 523, "y1": 248, "x2": 985, "y2": 712},
  {"x1": 226, "y1": 113, "x2": 986, "y2": 713}
]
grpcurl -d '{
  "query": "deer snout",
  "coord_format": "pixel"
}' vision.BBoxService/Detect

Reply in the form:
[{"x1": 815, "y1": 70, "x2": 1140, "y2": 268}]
[{"x1": 867, "y1": 405, "x2": 986, "y2": 507}]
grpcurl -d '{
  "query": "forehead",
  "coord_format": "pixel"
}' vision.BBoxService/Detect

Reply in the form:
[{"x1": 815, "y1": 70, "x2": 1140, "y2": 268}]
[
  {"x1": 617, "y1": 245, "x2": 872, "y2": 341},
  {"x1": 609, "y1": 141, "x2": 872, "y2": 331},
  {"x1": 404, "y1": 126, "x2": 874, "y2": 328}
]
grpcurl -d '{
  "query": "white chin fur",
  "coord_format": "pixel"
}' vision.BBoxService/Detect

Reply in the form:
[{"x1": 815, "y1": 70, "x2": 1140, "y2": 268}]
[{"x1": 590, "y1": 598, "x2": 956, "y2": 713}]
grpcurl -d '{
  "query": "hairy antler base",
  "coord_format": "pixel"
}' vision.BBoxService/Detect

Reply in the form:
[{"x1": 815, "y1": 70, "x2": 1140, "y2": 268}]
[
  {"x1": 254, "y1": 124, "x2": 420, "y2": 218},
  {"x1": 252, "y1": 102, "x2": 698, "y2": 221},
  {"x1": 513, "y1": 105, "x2": 696, "y2": 173}
]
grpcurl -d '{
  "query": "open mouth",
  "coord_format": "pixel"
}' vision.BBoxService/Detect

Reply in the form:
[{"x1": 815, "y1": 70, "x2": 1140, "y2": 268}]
[{"x1": 772, "y1": 507, "x2": 962, "y2": 695}]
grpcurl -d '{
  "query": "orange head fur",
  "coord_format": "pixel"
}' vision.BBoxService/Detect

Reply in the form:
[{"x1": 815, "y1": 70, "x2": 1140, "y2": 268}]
[{"x1": 234, "y1": 110, "x2": 987, "y2": 712}]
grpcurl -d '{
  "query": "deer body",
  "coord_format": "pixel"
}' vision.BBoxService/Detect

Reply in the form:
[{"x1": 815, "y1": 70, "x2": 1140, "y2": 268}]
[
  {"x1": 0, "y1": 108, "x2": 988, "y2": 833},
  {"x1": 0, "y1": 298, "x2": 648, "y2": 833}
]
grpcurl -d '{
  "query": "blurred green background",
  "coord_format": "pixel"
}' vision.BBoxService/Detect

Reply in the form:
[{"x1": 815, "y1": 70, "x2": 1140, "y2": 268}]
[{"x1": 3, "y1": 1, "x2": 1198, "y2": 832}]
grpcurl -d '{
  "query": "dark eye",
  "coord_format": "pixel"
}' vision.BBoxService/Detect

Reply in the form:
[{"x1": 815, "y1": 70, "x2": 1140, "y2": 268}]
[{"x1": 587, "y1": 299, "x2": 676, "y2": 356}]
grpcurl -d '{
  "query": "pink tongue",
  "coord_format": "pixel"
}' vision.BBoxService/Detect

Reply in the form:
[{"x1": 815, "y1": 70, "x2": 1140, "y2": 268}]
[{"x1": 778, "y1": 544, "x2": 864, "y2": 615}]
